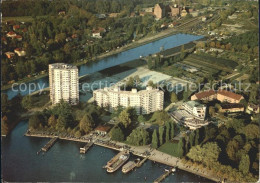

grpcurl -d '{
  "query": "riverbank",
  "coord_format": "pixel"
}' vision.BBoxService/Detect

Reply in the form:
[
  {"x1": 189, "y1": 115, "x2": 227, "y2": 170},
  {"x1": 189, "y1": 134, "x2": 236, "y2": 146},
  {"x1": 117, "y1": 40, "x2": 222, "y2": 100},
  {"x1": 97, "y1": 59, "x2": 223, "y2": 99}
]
[
  {"x1": 25, "y1": 131, "x2": 219, "y2": 182},
  {"x1": 1, "y1": 21, "x2": 191, "y2": 92}
]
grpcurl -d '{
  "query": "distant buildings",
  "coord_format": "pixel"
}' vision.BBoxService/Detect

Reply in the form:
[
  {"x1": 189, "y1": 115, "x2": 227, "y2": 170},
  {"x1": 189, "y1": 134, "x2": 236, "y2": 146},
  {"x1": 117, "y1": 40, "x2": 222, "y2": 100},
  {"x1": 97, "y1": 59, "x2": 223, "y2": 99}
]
[
  {"x1": 191, "y1": 90, "x2": 244, "y2": 103},
  {"x1": 93, "y1": 87, "x2": 164, "y2": 115},
  {"x1": 92, "y1": 27, "x2": 106, "y2": 38},
  {"x1": 14, "y1": 48, "x2": 26, "y2": 56},
  {"x1": 153, "y1": 3, "x2": 192, "y2": 19},
  {"x1": 49, "y1": 63, "x2": 79, "y2": 105}
]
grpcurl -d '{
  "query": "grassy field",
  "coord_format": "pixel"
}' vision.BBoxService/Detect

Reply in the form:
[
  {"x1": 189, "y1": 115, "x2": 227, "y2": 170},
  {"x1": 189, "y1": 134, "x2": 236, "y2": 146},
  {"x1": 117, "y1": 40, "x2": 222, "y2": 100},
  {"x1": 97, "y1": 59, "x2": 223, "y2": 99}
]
[
  {"x1": 30, "y1": 91, "x2": 50, "y2": 109},
  {"x1": 158, "y1": 142, "x2": 180, "y2": 157},
  {"x1": 2, "y1": 16, "x2": 47, "y2": 22}
]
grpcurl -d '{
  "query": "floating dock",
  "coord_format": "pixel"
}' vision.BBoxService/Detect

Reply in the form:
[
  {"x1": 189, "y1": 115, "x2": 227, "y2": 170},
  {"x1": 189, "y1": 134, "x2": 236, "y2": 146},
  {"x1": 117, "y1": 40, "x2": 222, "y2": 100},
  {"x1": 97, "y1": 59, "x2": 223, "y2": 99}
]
[
  {"x1": 41, "y1": 137, "x2": 58, "y2": 152},
  {"x1": 80, "y1": 141, "x2": 94, "y2": 153},
  {"x1": 153, "y1": 167, "x2": 175, "y2": 183}
]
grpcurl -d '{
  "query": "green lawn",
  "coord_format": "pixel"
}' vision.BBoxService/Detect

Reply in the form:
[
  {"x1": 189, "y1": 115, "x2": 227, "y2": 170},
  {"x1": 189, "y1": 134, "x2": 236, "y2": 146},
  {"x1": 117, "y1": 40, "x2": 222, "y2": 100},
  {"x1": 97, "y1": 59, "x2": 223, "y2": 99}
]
[
  {"x1": 158, "y1": 142, "x2": 180, "y2": 157},
  {"x1": 3, "y1": 16, "x2": 47, "y2": 22}
]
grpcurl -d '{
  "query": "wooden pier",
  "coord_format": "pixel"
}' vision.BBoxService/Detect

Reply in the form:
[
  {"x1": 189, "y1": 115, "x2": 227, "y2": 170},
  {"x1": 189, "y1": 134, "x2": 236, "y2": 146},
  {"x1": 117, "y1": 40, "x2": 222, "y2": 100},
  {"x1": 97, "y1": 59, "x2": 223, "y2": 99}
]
[
  {"x1": 41, "y1": 137, "x2": 58, "y2": 152},
  {"x1": 153, "y1": 168, "x2": 174, "y2": 183},
  {"x1": 80, "y1": 141, "x2": 94, "y2": 153},
  {"x1": 136, "y1": 157, "x2": 148, "y2": 168}
]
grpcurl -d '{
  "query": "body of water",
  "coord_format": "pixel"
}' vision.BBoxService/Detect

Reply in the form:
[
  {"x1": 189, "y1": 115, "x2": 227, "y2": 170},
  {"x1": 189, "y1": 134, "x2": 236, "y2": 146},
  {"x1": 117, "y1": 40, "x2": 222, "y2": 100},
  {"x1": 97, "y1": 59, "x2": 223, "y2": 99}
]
[
  {"x1": 3, "y1": 33, "x2": 203, "y2": 99},
  {"x1": 2, "y1": 121, "x2": 212, "y2": 182}
]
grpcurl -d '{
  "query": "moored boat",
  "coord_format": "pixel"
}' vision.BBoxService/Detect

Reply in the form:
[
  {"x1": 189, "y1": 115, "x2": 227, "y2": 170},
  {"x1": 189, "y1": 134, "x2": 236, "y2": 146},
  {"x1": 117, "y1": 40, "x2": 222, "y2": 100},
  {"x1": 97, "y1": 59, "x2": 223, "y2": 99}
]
[{"x1": 106, "y1": 151, "x2": 130, "y2": 173}]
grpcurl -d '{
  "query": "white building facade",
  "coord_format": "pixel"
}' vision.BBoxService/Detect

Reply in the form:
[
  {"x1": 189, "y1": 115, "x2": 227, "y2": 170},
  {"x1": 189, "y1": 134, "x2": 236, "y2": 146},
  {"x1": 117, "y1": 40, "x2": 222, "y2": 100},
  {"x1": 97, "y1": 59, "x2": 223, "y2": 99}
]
[
  {"x1": 49, "y1": 63, "x2": 79, "y2": 105},
  {"x1": 93, "y1": 87, "x2": 164, "y2": 114}
]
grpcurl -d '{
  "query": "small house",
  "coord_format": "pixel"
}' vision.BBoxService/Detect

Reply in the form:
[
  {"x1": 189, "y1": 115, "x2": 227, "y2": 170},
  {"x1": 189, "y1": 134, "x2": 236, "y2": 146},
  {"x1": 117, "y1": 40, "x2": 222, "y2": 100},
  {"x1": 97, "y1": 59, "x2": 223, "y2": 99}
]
[
  {"x1": 14, "y1": 48, "x2": 26, "y2": 56},
  {"x1": 94, "y1": 125, "x2": 112, "y2": 135},
  {"x1": 6, "y1": 31, "x2": 17, "y2": 38},
  {"x1": 5, "y1": 52, "x2": 15, "y2": 59}
]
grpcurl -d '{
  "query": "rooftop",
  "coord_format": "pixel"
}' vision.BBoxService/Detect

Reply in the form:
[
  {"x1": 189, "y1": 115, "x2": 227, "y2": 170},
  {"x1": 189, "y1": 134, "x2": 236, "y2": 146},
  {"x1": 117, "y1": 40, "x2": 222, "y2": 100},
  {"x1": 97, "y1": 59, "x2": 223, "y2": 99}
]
[
  {"x1": 218, "y1": 90, "x2": 243, "y2": 100},
  {"x1": 194, "y1": 90, "x2": 216, "y2": 100},
  {"x1": 49, "y1": 63, "x2": 78, "y2": 70}
]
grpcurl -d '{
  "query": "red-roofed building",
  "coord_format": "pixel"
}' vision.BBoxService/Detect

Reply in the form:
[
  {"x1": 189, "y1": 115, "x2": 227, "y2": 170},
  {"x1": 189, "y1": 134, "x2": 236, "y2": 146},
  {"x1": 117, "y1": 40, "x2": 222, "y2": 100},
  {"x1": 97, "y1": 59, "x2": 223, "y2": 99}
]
[
  {"x1": 5, "y1": 52, "x2": 15, "y2": 59},
  {"x1": 94, "y1": 125, "x2": 112, "y2": 135},
  {"x1": 15, "y1": 35, "x2": 23, "y2": 41},
  {"x1": 6, "y1": 31, "x2": 17, "y2": 38},
  {"x1": 13, "y1": 25, "x2": 20, "y2": 31},
  {"x1": 191, "y1": 89, "x2": 244, "y2": 104},
  {"x1": 191, "y1": 90, "x2": 216, "y2": 101},
  {"x1": 92, "y1": 27, "x2": 106, "y2": 38},
  {"x1": 217, "y1": 90, "x2": 244, "y2": 103}
]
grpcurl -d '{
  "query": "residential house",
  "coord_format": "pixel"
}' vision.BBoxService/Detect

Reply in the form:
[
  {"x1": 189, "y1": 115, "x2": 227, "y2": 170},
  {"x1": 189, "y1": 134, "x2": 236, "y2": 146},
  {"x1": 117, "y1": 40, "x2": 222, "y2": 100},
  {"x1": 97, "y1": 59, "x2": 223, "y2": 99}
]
[
  {"x1": 202, "y1": 16, "x2": 207, "y2": 22},
  {"x1": 5, "y1": 52, "x2": 15, "y2": 59},
  {"x1": 15, "y1": 35, "x2": 22, "y2": 41},
  {"x1": 246, "y1": 103, "x2": 260, "y2": 114},
  {"x1": 14, "y1": 48, "x2": 26, "y2": 56},
  {"x1": 169, "y1": 4, "x2": 181, "y2": 17},
  {"x1": 58, "y1": 11, "x2": 66, "y2": 16},
  {"x1": 13, "y1": 25, "x2": 20, "y2": 31},
  {"x1": 6, "y1": 31, "x2": 17, "y2": 38},
  {"x1": 181, "y1": 9, "x2": 188, "y2": 17},
  {"x1": 94, "y1": 125, "x2": 112, "y2": 135},
  {"x1": 108, "y1": 13, "x2": 119, "y2": 18},
  {"x1": 92, "y1": 27, "x2": 106, "y2": 38}
]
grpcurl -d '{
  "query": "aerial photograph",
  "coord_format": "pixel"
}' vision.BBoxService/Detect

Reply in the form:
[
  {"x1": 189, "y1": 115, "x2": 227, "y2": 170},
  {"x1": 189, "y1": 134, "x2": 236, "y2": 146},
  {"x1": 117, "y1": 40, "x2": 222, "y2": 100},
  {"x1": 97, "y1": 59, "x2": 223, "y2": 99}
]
[{"x1": 1, "y1": 0, "x2": 259, "y2": 182}]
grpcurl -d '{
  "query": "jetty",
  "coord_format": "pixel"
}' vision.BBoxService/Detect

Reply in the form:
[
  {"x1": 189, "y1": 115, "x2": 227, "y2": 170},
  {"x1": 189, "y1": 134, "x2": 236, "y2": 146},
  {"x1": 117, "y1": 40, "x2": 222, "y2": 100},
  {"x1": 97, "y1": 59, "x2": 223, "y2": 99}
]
[
  {"x1": 153, "y1": 167, "x2": 175, "y2": 183},
  {"x1": 80, "y1": 141, "x2": 94, "y2": 153},
  {"x1": 136, "y1": 157, "x2": 148, "y2": 168},
  {"x1": 41, "y1": 137, "x2": 58, "y2": 152}
]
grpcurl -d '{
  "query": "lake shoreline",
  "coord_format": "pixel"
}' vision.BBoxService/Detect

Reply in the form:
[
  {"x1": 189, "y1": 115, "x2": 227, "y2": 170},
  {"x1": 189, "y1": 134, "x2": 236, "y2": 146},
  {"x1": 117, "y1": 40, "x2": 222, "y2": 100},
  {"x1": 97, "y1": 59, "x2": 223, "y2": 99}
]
[{"x1": 25, "y1": 131, "x2": 219, "y2": 183}]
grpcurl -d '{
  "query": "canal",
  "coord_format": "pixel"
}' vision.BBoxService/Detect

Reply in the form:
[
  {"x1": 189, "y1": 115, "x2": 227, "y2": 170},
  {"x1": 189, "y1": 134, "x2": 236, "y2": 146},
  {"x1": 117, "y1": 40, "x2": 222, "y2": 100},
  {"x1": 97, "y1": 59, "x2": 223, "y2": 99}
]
[{"x1": 3, "y1": 33, "x2": 203, "y2": 99}]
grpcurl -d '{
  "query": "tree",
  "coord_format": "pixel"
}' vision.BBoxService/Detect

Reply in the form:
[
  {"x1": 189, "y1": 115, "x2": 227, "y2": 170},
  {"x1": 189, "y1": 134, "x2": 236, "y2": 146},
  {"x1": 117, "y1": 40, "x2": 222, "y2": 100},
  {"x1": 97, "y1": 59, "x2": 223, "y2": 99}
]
[
  {"x1": 180, "y1": 45, "x2": 185, "y2": 60},
  {"x1": 119, "y1": 108, "x2": 132, "y2": 129},
  {"x1": 21, "y1": 95, "x2": 33, "y2": 110},
  {"x1": 29, "y1": 113, "x2": 42, "y2": 129},
  {"x1": 226, "y1": 140, "x2": 239, "y2": 161},
  {"x1": 126, "y1": 128, "x2": 150, "y2": 146},
  {"x1": 159, "y1": 126, "x2": 164, "y2": 146},
  {"x1": 48, "y1": 115, "x2": 57, "y2": 128},
  {"x1": 151, "y1": 129, "x2": 159, "y2": 149},
  {"x1": 239, "y1": 154, "x2": 250, "y2": 175},
  {"x1": 1, "y1": 116, "x2": 9, "y2": 135},
  {"x1": 178, "y1": 137, "x2": 186, "y2": 157},
  {"x1": 165, "y1": 122, "x2": 170, "y2": 142},
  {"x1": 170, "y1": 92, "x2": 178, "y2": 103},
  {"x1": 79, "y1": 114, "x2": 94, "y2": 134},
  {"x1": 187, "y1": 142, "x2": 221, "y2": 167},
  {"x1": 1, "y1": 93, "x2": 9, "y2": 114},
  {"x1": 209, "y1": 106, "x2": 216, "y2": 117},
  {"x1": 109, "y1": 125, "x2": 125, "y2": 142},
  {"x1": 138, "y1": 115, "x2": 145, "y2": 123},
  {"x1": 170, "y1": 122, "x2": 175, "y2": 139}
]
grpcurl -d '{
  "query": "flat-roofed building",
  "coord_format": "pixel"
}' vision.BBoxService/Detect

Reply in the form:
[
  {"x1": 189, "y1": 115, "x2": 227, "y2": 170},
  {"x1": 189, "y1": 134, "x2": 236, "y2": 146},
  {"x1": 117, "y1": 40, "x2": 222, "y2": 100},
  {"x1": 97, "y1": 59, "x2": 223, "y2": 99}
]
[
  {"x1": 49, "y1": 63, "x2": 79, "y2": 105},
  {"x1": 182, "y1": 101, "x2": 207, "y2": 120},
  {"x1": 93, "y1": 87, "x2": 164, "y2": 114}
]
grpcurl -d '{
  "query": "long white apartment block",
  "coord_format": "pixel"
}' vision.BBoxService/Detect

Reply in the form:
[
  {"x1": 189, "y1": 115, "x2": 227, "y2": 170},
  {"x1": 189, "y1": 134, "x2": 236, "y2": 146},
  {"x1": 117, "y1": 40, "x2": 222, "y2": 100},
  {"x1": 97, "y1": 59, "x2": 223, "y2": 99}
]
[{"x1": 93, "y1": 86, "x2": 164, "y2": 114}]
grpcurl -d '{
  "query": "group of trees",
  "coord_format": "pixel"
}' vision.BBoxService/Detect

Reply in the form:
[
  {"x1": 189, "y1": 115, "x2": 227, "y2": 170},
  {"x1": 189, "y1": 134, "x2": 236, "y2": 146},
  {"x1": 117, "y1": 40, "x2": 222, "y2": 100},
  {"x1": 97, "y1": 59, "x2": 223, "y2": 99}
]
[
  {"x1": 183, "y1": 117, "x2": 259, "y2": 181},
  {"x1": 151, "y1": 121, "x2": 175, "y2": 149},
  {"x1": 28, "y1": 101, "x2": 101, "y2": 137},
  {"x1": 1, "y1": 93, "x2": 23, "y2": 135},
  {"x1": 126, "y1": 128, "x2": 150, "y2": 146},
  {"x1": 109, "y1": 107, "x2": 137, "y2": 142}
]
